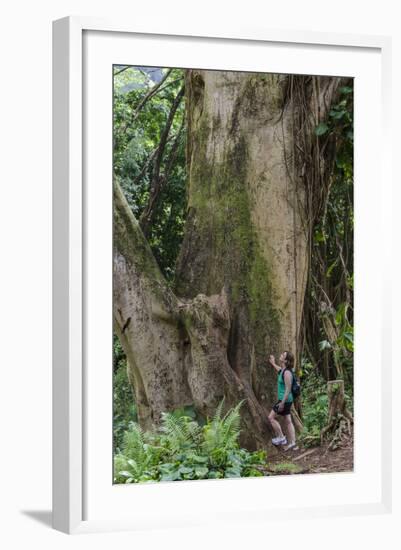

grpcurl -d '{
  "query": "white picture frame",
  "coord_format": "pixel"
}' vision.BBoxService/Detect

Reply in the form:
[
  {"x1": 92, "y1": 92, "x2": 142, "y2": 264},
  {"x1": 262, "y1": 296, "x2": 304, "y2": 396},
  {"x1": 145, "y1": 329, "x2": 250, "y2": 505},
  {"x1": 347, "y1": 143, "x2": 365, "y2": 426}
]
[{"x1": 52, "y1": 16, "x2": 392, "y2": 534}]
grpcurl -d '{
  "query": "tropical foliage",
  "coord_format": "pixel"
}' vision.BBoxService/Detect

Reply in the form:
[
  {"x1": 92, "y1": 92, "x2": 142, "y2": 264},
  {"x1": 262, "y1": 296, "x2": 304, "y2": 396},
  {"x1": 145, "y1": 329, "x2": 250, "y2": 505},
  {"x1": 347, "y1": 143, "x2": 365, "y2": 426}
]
[
  {"x1": 114, "y1": 66, "x2": 186, "y2": 281},
  {"x1": 114, "y1": 401, "x2": 266, "y2": 483},
  {"x1": 301, "y1": 84, "x2": 354, "y2": 387},
  {"x1": 299, "y1": 359, "x2": 353, "y2": 447},
  {"x1": 113, "y1": 336, "x2": 137, "y2": 452}
]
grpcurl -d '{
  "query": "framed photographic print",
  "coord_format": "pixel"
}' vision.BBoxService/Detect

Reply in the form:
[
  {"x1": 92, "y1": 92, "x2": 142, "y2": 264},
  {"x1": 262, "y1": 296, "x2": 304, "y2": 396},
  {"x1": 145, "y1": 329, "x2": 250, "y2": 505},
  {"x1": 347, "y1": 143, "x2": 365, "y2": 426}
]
[{"x1": 52, "y1": 16, "x2": 392, "y2": 534}]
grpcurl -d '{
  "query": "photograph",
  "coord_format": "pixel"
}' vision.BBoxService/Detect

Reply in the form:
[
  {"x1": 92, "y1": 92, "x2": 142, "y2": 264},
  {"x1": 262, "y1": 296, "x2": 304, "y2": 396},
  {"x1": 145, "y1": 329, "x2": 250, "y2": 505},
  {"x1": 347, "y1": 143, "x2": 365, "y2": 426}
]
[{"x1": 112, "y1": 65, "x2": 354, "y2": 484}]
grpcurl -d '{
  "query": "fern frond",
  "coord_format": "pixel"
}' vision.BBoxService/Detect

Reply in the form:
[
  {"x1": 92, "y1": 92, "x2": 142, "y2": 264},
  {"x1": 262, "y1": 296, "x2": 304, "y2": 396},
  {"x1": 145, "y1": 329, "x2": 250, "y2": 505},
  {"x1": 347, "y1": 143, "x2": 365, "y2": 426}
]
[
  {"x1": 122, "y1": 423, "x2": 146, "y2": 464},
  {"x1": 213, "y1": 397, "x2": 225, "y2": 424},
  {"x1": 186, "y1": 419, "x2": 202, "y2": 445},
  {"x1": 202, "y1": 400, "x2": 243, "y2": 454},
  {"x1": 222, "y1": 401, "x2": 243, "y2": 447},
  {"x1": 222, "y1": 413, "x2": 240, "y2": 447},
  {"x1": 160, "y1": 412, "x2": 194, "y2": 454}
]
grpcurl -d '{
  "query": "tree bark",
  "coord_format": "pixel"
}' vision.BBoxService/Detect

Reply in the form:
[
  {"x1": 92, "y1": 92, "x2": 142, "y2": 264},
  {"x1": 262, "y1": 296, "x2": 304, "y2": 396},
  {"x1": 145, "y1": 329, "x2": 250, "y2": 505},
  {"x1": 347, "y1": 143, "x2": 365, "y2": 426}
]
[
  {"x1": 114, "y1": 70, "x2": 342, "y2": 449},
  {"x1": 175, "y1": 71, "x2": 310, "y2": 406}
]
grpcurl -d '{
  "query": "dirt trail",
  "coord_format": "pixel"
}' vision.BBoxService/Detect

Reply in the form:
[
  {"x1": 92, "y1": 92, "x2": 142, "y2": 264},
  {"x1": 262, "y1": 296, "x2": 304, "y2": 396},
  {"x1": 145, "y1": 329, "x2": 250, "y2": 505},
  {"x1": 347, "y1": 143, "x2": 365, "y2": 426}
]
[{"x1": 262, "y1": 432, "x2": 353, "y2": 476}]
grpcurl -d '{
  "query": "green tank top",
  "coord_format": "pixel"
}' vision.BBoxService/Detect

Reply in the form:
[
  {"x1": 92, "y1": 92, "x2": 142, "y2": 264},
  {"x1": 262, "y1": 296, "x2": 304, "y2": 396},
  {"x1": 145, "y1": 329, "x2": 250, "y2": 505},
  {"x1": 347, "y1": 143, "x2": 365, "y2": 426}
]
[{"x1": 278, "y1": 369, "x2": 293, "y2": 403}]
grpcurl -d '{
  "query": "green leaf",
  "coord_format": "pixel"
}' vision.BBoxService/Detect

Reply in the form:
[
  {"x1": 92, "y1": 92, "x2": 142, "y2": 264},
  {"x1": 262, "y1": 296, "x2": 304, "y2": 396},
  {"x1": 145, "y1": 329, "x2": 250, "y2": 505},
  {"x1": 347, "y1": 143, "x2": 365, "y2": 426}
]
[
  {"x1": 326, "y1": 259, "x2": 338, "y2": 277},
  {"x1": 329, "y1": 109, "x2": 346, "y2": 120},
  {"x1": 158, "y1": 463, "x2": 176, "y2": 474},
  {"x1": 315, "y1": 122, "x2": 329, "y2": 136},
  {"x1": 194, "y1": 466, "x2": 209, "y2": 478},
  {"x1": 347, "y1": 274, "x2": 354, "y2": 289},
  {"x1": 119, "y1": 470, "x2": 134, "y2": 478},
  {"x1": 339, "y1": 86, "x2": 353, "y2": 95},
  {"x1": 207, "y1": 470, "x2": 223, "y2": 479},
  {"x1": 160, "y1": 474, "x2": 175, "y2": 482},
  {"x1": 317, "y1": 395, "x2": 328, "y2": 405},
  {"x1": 245, "y1": 469, "x2": 263, "y2": 477},
  {"x1": 182, "y1": 405, "x2": 197, "y2": 419},
  {"x1": 344, "y1": 332, "x2": 353, "y2": 343},
  {"x1": 178, "y1": 466, "x2": 193, "y2": 475},
  {"x1": 335, "y1": 303, "x2": 348, "y2": 326},
  {"x1": 190, "y1": 454, "x2": 209, "y2": 464},
  {"x1": 346, "y1": 129, "x2": 353, "y2": 140},
  {"x1": 224, "y1": 468, "x2": 241, "y2": 478},
  {"x1": 314, "y1": 229, "x2": 326, "y2": 243},
  {"x1": 319, "y1": 340, "x2": 331, "y2": 351},
  {"x1": 160, "y1": 468, "x2": 182, "y2": 481}
]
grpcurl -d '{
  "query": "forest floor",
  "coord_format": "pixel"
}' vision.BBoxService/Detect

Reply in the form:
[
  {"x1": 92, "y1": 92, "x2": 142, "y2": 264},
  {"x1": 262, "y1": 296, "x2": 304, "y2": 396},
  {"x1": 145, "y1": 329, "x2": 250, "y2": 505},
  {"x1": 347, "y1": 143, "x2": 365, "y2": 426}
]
[{"x1": 261, "y1": 430, "x2": 354, "y2": 476}]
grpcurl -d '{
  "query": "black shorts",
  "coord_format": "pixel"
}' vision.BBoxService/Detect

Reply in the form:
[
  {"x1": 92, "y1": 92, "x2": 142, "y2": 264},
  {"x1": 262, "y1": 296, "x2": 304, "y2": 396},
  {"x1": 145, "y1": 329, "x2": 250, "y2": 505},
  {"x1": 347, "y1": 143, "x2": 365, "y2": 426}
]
[{"x1": 272, "y1": 401, "x2": 292, "y2": 416}]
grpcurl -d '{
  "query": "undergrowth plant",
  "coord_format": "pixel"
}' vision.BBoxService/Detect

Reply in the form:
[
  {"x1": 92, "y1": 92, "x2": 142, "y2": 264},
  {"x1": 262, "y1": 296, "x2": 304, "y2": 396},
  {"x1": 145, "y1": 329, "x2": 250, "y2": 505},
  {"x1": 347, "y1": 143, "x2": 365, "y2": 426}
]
[
  {"x1": 114, "y1": 400, "x2": 267, "y2": 483},
  {"x1": 299, "y1": 359, "x2": 353, "y2": 447},
  {"x1": 268, "y1": 462, "x2": 302, "y2": 475},
  {"x1": 113, "y1": 336, "x2": 137, "y2": 453}
]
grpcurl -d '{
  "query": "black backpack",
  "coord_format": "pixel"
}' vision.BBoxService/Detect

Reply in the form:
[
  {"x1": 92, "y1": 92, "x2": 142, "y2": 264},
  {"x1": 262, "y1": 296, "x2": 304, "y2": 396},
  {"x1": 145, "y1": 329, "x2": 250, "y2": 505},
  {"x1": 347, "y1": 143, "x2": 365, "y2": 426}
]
[{"x1": 284, "y1": 368, "x2": 301, "y2": 399}]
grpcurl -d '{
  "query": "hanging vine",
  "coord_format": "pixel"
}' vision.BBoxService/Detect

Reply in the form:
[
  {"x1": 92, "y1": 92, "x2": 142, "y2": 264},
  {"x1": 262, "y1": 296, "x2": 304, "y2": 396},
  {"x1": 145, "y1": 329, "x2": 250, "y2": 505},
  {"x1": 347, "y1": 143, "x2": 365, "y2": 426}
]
[{"x1": 283, "y1": 75, "x2": 354, "y2": 383}]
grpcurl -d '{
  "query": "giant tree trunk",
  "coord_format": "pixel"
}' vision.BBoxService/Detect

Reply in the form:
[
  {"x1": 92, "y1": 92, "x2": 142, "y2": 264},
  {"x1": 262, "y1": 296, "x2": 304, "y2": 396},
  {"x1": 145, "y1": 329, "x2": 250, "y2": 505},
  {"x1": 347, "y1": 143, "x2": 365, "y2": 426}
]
[{"x1": 114, "y1": 70, "x2": 342, "y2": 449}]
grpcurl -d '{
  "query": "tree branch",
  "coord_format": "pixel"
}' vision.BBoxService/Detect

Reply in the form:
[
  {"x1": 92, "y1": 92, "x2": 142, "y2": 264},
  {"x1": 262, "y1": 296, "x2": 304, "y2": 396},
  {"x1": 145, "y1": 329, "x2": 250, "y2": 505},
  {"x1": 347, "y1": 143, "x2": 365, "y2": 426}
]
[
  {"x1": 114, "y1": 66, "x2": 130, "y2": 77},
  {"x1": 140, "y1": 86, "x2": 185, "y2": 236},
  {"x1": 131, "y1": 69, "x2": 173, "y2": 124}
]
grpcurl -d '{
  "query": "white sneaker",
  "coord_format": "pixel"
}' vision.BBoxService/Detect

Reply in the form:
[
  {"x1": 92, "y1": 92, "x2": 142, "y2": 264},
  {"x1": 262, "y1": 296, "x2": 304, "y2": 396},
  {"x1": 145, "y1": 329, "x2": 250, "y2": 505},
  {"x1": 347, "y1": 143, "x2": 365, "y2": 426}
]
[
  {"x1": 272, "y1": 436, "x2": 287, "y2": 446},
  {"x1": 283, "y1": 442, "x2": 298, "y2": 451}
]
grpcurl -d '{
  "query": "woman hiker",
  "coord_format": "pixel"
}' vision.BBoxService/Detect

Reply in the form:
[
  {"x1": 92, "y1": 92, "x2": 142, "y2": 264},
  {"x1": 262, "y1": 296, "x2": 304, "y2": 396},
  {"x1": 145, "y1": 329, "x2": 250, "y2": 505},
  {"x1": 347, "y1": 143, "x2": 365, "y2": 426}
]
[{"x1": 268, "y1": 351, "x2": 298, "y2": 451}]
